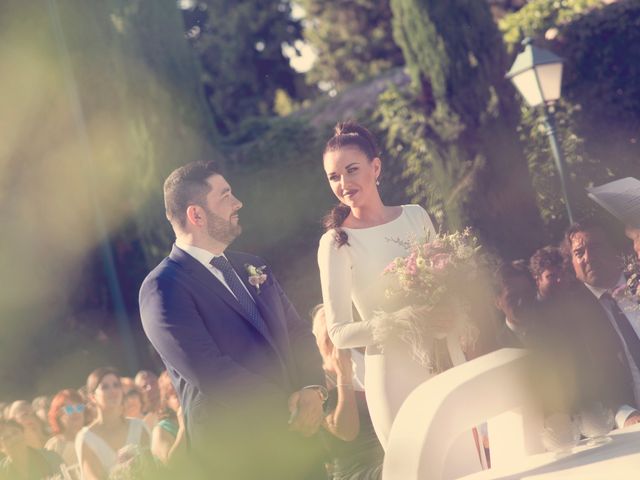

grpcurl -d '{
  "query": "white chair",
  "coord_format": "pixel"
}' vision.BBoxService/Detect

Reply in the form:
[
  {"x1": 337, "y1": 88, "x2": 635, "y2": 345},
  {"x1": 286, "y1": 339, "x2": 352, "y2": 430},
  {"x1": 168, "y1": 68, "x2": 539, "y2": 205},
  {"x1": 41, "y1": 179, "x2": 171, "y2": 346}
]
[{"x1": 383, "y1": 348, "x2": 544, "y2": 479}]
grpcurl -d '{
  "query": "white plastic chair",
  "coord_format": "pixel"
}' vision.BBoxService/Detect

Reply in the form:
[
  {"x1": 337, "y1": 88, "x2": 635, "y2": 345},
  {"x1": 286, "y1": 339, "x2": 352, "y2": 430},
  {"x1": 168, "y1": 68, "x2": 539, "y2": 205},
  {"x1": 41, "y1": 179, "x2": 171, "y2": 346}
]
[{"x1": 383, "y1": 348, "x2": 544, "y2": 479}]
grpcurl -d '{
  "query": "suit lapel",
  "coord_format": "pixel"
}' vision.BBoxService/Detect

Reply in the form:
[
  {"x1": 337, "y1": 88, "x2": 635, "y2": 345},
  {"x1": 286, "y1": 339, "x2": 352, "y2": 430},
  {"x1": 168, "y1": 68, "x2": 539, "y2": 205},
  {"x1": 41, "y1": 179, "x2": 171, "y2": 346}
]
[
  {"x1": 226, "y1": 253, "x2": 286, "y2": 352},
  {"x1": 170, "y1": 246, "x2": 264, "y2": 334},
  {"x1": 170, "y1": 245, "x2": 251, "y2": 320}
]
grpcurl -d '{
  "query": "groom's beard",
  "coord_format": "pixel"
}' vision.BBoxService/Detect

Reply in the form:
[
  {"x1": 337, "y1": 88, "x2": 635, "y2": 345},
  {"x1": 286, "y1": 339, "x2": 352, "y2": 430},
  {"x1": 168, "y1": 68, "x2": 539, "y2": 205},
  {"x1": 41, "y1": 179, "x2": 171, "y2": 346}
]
[{"x1": 206, "y1": 208, "x2": 242, "y2": 245}]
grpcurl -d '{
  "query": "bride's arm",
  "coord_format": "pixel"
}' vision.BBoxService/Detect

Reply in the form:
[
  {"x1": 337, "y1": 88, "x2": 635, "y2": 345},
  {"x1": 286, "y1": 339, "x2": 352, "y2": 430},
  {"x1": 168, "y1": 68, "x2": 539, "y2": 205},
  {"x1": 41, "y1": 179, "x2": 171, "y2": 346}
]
[{"x1": 318, "y1": 233, "x2": 376, "y2": 348}]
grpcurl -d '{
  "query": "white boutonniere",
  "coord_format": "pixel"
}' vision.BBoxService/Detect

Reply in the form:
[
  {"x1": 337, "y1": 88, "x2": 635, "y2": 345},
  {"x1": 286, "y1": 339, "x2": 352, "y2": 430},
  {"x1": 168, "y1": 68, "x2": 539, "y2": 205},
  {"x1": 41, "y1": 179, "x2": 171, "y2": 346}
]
[{"x1": 245, "y1": 264, "x2": 268, "y2": 293}]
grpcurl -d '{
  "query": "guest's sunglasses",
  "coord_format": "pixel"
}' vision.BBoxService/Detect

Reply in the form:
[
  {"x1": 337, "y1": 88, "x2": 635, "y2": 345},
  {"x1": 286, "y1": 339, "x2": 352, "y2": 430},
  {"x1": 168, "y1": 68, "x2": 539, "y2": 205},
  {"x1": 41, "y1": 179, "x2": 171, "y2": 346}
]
[{"x1": 62, "y1": 404, "x2": 85, "y2": 415}]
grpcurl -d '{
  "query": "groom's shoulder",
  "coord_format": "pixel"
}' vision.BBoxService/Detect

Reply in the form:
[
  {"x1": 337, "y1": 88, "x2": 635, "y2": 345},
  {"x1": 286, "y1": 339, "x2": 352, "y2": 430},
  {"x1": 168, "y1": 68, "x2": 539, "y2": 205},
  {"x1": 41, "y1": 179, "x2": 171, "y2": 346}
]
[{"x1": 140, "y1": 252, "x2": 185, "y2": 290}]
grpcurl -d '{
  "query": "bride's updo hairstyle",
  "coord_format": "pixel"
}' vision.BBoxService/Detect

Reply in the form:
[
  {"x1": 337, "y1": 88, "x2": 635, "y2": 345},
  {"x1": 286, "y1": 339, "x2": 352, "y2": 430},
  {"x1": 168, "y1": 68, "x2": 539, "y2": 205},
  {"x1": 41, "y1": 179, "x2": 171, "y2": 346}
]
[{"x1": 322, "y1": 121, "x2": 380, "y2": 247}]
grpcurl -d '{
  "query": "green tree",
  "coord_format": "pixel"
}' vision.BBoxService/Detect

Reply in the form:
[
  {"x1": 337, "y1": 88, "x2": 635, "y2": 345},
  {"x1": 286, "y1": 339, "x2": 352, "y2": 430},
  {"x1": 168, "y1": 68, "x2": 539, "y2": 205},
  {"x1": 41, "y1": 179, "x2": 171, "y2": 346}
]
[
  {"x1": 300, "y1": 0, "x2": 404, "y2": 91},
  {"x1": 0, "y1": 0, "x2": 217, "y2": 396},
  {"x1": 384, "y1": 0, "x2": 543, "y2": 257},
  {"x1": 183, "y1": 0, "x2": 303, "y2": 134},
  {"x1": 503, "y1": 0, "x2": 640, "y2": 236}
]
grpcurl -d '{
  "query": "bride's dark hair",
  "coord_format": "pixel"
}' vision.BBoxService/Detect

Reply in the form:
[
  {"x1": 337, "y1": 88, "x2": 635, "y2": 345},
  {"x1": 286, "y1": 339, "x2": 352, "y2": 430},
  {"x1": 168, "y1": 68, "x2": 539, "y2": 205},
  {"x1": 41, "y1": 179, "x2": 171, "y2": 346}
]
[{"x1": 322, "y1": 121, "x2": 380, "y2": 247}]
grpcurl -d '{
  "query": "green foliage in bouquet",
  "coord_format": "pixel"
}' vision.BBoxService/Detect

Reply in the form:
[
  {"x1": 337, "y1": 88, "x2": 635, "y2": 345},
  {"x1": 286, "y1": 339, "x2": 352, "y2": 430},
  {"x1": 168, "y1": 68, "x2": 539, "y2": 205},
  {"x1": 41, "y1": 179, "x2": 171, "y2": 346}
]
[
  {"x1": 384, "y1": 229, "x2": 486, "y2": 306},
  {"x1": 372, "y1": 228, "x2": 496, "y2": 370}
]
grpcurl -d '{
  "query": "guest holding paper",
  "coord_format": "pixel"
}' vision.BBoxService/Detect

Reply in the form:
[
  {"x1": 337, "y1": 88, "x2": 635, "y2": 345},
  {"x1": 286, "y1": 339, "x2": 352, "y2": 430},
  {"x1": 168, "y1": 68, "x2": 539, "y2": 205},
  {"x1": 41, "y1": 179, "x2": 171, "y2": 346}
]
[{"x1": 563, "y1": 220, "x2": 640, "y2": 428}]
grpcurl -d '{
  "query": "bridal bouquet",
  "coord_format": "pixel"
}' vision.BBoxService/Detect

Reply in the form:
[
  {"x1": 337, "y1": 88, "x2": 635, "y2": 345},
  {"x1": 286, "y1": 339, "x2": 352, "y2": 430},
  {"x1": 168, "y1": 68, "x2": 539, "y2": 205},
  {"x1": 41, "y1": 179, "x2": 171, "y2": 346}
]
[
  {"x1": 371, "y1": 228, "x2": 486, "y2": 371},
  {"x1": 613, "y1": 255, "x2": 640, "y2": 303}
]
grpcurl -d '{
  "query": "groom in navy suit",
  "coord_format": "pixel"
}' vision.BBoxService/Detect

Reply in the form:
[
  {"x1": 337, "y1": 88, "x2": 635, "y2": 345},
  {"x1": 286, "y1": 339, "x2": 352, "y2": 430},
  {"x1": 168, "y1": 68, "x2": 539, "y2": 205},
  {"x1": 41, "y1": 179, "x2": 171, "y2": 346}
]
[{"x1": 139, "y1": 161, "x2": 326, "y2": 479}]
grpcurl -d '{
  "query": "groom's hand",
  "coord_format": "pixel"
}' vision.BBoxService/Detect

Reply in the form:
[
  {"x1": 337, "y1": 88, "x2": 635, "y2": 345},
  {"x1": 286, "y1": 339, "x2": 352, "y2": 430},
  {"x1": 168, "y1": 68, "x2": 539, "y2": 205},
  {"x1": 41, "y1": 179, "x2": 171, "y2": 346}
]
[{"x1": 287, "y1": 389, "x2": 324, "y2": 436}]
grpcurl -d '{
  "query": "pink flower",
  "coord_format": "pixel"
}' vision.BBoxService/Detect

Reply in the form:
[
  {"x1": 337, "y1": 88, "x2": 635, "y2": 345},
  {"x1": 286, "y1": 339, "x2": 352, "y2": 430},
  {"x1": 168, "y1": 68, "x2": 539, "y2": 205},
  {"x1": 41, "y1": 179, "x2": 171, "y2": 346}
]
[
  {"x1": 248, "y1": 274, "x2": 267, "y2": 287},
  {"x1": 384, "y1": 260, "x2": 399, "y2": 274},
  {"x1": 432, "y1": 253, "x2": 452, "y2": 271}
]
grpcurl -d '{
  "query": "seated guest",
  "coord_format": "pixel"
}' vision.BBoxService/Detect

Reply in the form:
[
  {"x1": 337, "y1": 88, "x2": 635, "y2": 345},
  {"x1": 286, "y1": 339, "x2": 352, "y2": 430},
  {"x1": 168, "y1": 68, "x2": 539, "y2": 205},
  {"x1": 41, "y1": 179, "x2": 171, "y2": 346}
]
[
  {"x1": 493, "y1": 260, "x2": 539, "y2": 348},
  {"x1": 626, "y1": 224, "x2": 640, "y2": 260},
  {"x1": 31, "y1": 397, "x2": 51, "y2": 436},
  {"x1": 45, "y1": 389, "x2": 86, "y2": 468},
  {"x1": 123, "y1": 389, "x2": 144, "y2": 420},
  {"x1": 76, "y1": 367, "x2": 150, "y2": 480},
  {"x1": 312, "y1": 305, "x2": 384, "y2": 480},
  {"x1": 563, "y1": 220, "x2": 640, "y2": 427},
  {"x1": 8, "y1": 401, "x2": 47, "y2": 449},
  {"x1": 151, "y1": 371, "x2": 186, "y2": 465},
  {"x1": 134, "y1": 371, "x2": 160, "y2": 432},
  {"x1": 0, "y1": 419, "x2": 62, "y2": 480},
  {"x1": 529, "y1": 246, "x2": 573, "y2": 301},
  {"x1": 119, "y1": 377, "x2": 136, "y2": 395}
]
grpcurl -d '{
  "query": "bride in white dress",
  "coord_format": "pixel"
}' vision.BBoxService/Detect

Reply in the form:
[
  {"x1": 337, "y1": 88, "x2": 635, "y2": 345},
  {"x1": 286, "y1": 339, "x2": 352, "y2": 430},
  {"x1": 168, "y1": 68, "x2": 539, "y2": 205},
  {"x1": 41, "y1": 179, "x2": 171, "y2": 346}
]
[{"x1": 317, "y1": 122, "x2": 477, "y2": 459}]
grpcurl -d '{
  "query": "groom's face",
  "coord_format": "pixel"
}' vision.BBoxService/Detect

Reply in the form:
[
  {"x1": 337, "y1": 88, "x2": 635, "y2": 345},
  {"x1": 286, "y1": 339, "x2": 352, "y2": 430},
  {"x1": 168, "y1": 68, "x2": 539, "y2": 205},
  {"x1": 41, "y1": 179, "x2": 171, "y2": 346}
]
[{"x1": 203, "y1": 174, "x2": 243, "y2": 244}]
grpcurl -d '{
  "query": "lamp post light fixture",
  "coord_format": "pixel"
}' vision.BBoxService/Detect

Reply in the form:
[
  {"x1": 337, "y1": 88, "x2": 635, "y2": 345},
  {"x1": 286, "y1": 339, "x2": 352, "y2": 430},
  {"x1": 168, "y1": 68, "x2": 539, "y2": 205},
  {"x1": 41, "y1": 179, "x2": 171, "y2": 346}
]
[{"x1": 506, "y1": 37, "x2": 574, "y2": 224}]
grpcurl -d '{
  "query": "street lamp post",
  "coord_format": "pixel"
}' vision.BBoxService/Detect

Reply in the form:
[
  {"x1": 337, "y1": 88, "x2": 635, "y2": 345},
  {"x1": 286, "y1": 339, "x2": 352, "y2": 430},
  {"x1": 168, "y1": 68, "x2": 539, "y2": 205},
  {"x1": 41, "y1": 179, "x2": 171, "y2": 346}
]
[{"x1": 506, "y1": 37, "x2": 574, "y2": 224}]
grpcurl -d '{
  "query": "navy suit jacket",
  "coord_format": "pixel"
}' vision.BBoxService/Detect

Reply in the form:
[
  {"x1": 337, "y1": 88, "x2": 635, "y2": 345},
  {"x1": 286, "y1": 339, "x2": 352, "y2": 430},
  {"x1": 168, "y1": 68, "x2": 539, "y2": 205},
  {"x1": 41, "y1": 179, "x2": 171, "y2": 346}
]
[
  {"x1": 139, "y1": 245, "x2": 324, "y2": 449},
  {"x1": 533, "y1": 285, "x2": 635, "y2": 413}
]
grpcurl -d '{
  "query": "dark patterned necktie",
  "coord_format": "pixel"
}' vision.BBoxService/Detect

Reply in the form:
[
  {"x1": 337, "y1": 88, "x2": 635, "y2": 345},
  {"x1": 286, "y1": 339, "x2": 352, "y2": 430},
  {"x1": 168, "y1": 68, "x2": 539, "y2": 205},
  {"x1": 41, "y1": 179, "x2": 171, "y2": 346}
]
[
  {"x1": 210, "y1": 256, "x2": 270, "y2": 338},
  {"x1": 600, "y1": 292, "x2": 640, "y2": 371}
]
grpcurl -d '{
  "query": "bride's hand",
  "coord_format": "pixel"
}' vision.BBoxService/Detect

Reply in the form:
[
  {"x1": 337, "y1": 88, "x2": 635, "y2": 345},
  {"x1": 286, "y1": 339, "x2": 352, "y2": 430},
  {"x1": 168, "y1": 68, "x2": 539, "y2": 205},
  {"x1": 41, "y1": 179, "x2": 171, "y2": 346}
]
[
  {"x1": 412, "y1": 304, "x2": 456, "y2": 336},
  {"x1": 329, "y1": 347, "x2": 352, "y2": 382}
]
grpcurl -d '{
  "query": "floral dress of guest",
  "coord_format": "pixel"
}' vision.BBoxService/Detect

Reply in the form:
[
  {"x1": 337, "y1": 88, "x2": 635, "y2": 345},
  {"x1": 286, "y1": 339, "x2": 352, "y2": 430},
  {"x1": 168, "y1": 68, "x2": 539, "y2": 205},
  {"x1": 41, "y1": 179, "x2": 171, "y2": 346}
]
[{"x1": 75, "y1": 418, "x2": 146, "y2": 479}]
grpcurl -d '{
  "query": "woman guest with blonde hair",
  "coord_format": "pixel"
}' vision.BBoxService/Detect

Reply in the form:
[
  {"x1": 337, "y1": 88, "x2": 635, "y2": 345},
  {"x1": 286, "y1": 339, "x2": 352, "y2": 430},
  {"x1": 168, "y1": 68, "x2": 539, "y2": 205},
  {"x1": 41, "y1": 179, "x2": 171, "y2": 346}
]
[
  {"x1": 312, "y1": 304, "x2": 383, "y2": 480},
  {"x1": 75, "y1": 367, "x2": 149, "y2": 480},
  {"x1": 45, "y1": 389, "x2": 86, "y2": 468},
  {"x1": 7, "y1": 400, "x2": 47, "y2": 450}
]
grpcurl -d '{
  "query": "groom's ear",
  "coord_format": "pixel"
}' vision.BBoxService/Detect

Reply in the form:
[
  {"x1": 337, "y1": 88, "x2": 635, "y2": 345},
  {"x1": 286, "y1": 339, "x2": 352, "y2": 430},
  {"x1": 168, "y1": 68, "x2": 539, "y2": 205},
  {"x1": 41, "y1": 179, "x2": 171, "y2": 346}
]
[{"x1": 186, "y1": 205, "x2": 205, "y2": 227}]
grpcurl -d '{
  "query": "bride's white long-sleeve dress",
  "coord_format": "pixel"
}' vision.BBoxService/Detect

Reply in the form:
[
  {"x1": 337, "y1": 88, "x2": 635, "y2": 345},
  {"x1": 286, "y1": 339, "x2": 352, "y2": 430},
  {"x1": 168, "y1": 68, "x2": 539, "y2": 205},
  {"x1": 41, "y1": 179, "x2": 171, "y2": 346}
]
[{"x1": 318, "y1": 204, "x2": 471, "y2": 450}]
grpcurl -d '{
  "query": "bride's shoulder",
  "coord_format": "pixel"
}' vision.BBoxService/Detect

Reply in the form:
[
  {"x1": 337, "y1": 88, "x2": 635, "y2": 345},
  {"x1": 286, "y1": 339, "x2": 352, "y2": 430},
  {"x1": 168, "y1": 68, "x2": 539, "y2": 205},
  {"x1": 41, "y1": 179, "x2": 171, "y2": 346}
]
[
  {"x1": 318, "y1": 230, "x2": 340, "y2": 250},
  {"x1": 402, "y1": 204, "x2": 435, "y2": 229},
  {"x1": 402, "y1": 204, "x2": 430, "y2": 218}
]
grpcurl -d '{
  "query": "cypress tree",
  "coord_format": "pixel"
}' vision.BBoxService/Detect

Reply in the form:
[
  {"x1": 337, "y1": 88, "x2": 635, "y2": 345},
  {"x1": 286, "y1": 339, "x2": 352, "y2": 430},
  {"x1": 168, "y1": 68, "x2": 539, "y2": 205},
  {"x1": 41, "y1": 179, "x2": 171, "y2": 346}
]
[{"x1": 389, "y1": 0, "x2": 543, "y2": 256}]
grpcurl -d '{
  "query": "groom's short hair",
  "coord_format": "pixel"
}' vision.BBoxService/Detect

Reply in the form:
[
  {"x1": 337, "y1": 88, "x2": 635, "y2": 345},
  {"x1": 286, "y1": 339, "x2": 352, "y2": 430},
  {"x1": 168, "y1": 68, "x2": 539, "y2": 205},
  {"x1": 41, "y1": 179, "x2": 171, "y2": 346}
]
[{"x1": 164, "y1": 161, "x2": 221, "y2": 228}]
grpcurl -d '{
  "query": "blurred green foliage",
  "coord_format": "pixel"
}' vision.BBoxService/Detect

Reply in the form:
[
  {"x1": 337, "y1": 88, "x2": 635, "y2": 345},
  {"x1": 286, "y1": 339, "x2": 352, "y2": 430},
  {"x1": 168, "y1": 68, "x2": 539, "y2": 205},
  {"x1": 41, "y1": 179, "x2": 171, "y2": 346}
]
[
  {"x1": 0, "y1": 0, "x2": 217, "y2": 398},
  {"x1": 499, "y1": 0, "x2": 601, "y2": 50},
  {"x1": 300, "y1": 0, "x2": 404, "y2": 91},
  {"x1": 183, "y1": 0, "x2": 305, "y2": 134}
]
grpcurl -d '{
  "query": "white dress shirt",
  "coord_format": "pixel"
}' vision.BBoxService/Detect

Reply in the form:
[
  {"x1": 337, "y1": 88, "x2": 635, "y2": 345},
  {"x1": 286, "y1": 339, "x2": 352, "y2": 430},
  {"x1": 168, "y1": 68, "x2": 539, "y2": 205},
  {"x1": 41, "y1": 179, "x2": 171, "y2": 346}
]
[
  {"x1": 505, "y1": 317, "x2": 527, "y2": 342},
  {"x1": 585, "y1": 275, "x2": 640, "y2": 427},
  {"x1": 175, "y1": 241, "x2": 254, "y2": 301}
]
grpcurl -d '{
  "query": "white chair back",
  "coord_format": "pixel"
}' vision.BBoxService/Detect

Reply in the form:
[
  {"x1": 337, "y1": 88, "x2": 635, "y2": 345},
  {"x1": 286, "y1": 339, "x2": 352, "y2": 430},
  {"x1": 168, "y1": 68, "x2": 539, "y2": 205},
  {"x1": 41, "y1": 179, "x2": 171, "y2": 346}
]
[{"x1": 383, "y1": 348, "x2": 544, "y2": 479}]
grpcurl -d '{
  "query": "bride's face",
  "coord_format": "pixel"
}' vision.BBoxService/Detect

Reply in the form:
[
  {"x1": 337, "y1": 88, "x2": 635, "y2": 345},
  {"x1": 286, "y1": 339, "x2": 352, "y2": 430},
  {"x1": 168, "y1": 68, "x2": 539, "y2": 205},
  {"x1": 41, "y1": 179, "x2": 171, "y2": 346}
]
[{"x1": 323, "y1": 146, "x2": 381, "y2": 208}]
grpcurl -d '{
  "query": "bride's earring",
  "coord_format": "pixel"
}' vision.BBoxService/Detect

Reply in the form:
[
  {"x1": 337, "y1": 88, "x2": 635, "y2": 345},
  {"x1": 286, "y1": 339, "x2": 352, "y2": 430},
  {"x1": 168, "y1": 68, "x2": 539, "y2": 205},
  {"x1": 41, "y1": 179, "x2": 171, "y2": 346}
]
[{"x1": 376, "y1": 178, "x2": 380, "y2": 186}]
